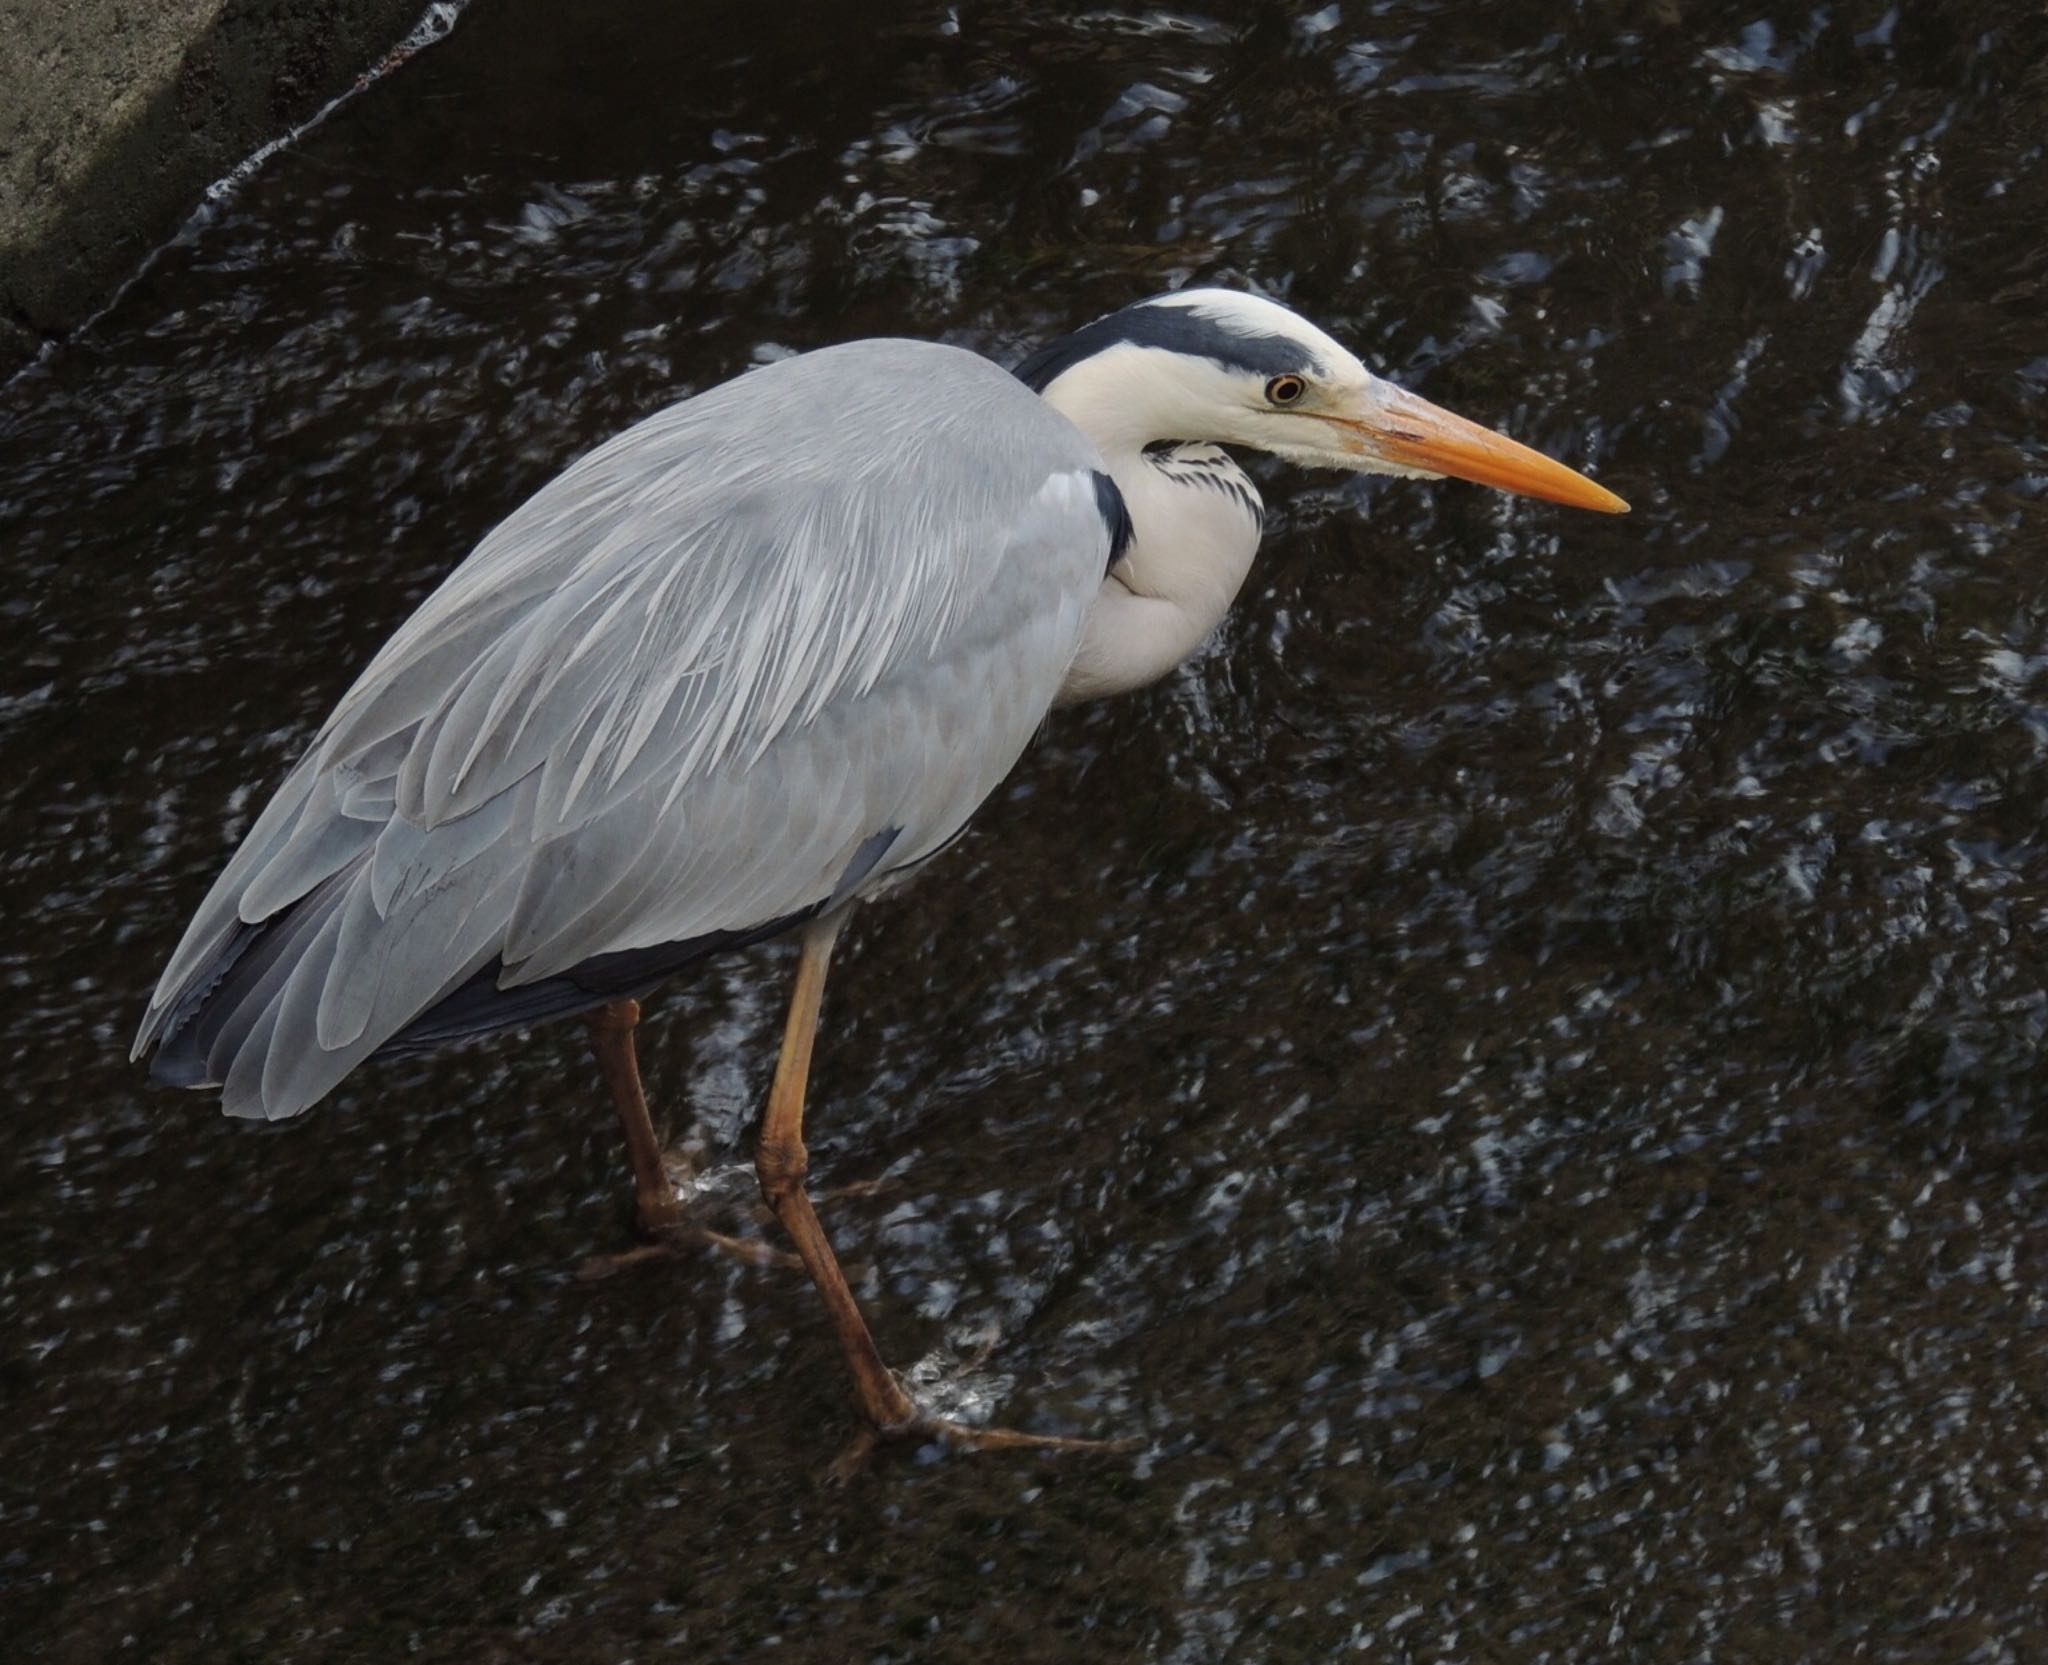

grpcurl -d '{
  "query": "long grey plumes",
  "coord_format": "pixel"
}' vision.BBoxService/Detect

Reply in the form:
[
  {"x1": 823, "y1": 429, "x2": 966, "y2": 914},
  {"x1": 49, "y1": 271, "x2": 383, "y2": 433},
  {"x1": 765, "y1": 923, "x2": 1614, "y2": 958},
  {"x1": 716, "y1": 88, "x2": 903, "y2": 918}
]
[{"x1": 137, "y1": 340, "x2": 1115, "y2": 1119}]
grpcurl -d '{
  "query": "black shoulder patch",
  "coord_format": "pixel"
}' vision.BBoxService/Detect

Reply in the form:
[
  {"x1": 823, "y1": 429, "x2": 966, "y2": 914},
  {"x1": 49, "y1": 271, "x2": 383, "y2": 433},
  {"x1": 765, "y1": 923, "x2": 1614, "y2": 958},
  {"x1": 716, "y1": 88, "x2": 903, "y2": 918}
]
[
  {"x1": 1016, "y1": 296, "x2": 1320, "y2": 393},
  {"x1": 830, "y1": 826, "x2": 902, "y2": 909},
  {"x1": 1092, "y1": 471, "x2": 1135, "y2": 573}
]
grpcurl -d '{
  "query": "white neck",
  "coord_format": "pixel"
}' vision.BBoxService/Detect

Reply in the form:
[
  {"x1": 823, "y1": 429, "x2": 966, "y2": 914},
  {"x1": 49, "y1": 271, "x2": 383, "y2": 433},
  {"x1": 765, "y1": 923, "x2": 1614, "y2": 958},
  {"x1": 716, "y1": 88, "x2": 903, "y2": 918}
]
[{"x1": 1040, "y1": 356, "x2": 1266, "y2": 705}]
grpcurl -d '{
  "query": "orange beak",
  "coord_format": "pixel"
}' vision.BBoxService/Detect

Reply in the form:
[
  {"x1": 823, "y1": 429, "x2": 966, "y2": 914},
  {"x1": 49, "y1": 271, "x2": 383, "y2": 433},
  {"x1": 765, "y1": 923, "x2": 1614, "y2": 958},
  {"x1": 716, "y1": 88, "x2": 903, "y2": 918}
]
[{"x1": 1324, "y1": 386, "x2": 1629, "y2": 514}]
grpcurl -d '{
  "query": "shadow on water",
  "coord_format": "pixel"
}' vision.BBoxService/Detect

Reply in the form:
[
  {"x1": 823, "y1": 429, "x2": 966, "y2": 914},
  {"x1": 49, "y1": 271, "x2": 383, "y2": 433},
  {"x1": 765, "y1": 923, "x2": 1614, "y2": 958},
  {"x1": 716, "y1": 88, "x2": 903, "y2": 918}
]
[{"x1": 4, "y1": 1, "x2": 2047, "y2": 1658}]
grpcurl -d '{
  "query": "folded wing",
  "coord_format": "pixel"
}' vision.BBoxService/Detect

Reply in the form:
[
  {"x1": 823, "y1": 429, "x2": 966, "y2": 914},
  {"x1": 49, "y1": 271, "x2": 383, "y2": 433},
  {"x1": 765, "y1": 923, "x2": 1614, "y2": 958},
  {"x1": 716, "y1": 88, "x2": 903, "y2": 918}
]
[{"x1": 134, "y1": 340, "x2": 1114, "y2": 1119}]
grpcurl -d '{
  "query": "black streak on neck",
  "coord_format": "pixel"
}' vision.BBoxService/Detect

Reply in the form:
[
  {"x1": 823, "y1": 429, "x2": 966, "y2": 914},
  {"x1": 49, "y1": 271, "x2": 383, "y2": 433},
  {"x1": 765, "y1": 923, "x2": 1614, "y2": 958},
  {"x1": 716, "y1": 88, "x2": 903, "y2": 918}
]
[{"x1": 1091, "y1": 471, "x2": 1135, "y2": 573}]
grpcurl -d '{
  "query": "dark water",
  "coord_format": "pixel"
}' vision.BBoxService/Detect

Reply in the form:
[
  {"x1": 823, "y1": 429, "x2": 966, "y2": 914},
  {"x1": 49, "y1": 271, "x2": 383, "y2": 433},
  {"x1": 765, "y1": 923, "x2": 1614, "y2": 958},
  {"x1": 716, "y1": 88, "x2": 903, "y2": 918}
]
[{"x1": 6, "y1": 0, "x2": 2048, "y2": 1658}]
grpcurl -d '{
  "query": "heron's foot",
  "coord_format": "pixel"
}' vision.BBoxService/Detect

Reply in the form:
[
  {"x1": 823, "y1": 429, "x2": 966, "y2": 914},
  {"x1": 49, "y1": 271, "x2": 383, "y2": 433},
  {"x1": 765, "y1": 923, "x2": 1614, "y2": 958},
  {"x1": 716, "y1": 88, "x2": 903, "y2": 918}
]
[
  {"x1": 825, "y1": 1409, "x2": 1140, "y2": 1484},
  {"x1": 577, "y1": 1222, "x2": 801, "y2": 1280},
  {"x1": 822, "y1": 1329, "x2": 1138, "y2": 1482},
  {"x1": 578, "y1": 1159, "x2": 803, "y2": 1279}
]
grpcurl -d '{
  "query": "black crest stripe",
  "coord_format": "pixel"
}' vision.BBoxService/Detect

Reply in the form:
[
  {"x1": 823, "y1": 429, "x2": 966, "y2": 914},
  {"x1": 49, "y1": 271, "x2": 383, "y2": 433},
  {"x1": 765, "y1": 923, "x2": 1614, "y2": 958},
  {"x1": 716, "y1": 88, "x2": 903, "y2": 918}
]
[{"x1": 1015, "y1": 296, "x2": 1323, "y2": 392}]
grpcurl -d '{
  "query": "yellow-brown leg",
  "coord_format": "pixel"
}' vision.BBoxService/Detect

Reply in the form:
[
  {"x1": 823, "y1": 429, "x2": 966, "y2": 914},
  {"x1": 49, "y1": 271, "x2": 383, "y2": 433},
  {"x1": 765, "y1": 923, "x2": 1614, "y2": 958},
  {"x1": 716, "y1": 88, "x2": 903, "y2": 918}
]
[
  {"x1": 586, "y1": 999, "x2": 685, "y2": 1234},
  {"x1": 752, "y1": 915, "x2": 916, "y2": 1429},
  {"x1": 755, "y1": 912, "x2": 1138, "y2": 1479},
  {"x1": 580, "y1": 999, "x2": 797, "y2": 1277}
]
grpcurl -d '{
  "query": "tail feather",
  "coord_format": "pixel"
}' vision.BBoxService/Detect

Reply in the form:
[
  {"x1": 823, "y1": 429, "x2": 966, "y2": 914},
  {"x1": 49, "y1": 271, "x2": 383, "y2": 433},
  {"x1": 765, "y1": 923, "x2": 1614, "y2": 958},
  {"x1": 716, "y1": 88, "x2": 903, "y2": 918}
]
[
  {"x1": 141, "y1": 846, "x2": 822, "y2": 1119},
  {"x1": 143, "y1": 917, "x2": 266, "y2": 1084},
  {"x1": 135, "y1": 751, "x2": 329, "y2": 1056},
  {"x1": 148, "y1": 862, "x2": 512, "y2": 1121},
  {"x1": 149, "y1": 867, "x2": 358, "y2": 1105},
  {"x1": 138, "y1": 737, "x2": 848, "y2": 1116}
]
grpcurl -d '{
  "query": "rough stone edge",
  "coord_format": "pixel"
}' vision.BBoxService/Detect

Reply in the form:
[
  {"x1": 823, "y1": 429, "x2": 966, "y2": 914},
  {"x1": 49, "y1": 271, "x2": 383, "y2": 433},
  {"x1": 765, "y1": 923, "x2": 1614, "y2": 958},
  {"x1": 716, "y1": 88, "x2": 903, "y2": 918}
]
[{"x1": 0, "y1": 0, "x2": 432, "y2": 380}]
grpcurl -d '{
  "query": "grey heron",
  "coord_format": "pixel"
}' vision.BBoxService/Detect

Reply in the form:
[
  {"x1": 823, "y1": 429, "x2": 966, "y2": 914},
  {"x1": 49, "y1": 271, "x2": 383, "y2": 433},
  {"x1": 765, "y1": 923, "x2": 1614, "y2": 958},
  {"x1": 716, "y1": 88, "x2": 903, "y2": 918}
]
[{"x1": 134, "y1": 289, "x2": 1625, "y2": 1470}]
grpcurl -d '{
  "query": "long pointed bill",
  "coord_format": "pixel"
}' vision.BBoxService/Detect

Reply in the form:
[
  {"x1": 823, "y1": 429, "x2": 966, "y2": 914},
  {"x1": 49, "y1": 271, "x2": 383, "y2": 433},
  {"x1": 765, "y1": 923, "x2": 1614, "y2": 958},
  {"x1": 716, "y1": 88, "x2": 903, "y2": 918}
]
[{"x1": 1331, "y1": 386, "x2": 1629, "y2": 514}]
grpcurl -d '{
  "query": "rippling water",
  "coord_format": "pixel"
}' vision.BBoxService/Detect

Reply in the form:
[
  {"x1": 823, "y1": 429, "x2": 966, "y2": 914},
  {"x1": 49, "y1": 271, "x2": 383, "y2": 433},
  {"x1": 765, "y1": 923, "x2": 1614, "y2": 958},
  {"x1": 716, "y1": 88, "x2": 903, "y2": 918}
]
[{"x1": 5, "y1": 2, "x2": 2047, "y2": 1659}]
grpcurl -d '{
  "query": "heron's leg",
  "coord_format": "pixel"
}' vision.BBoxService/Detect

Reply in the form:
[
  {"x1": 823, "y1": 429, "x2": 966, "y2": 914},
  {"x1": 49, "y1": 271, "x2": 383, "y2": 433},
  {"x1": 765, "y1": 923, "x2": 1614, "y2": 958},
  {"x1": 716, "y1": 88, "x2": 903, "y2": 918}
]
[
  {"x1": 756, "y1": 913, "x2": 1140, "y2": 1479},
  {"x1": 754, "y1": 912, "x2": 919, "y2": 1431},
  {"x1": 585, "y1": 998, "x2": 688, "y2": 1234},
  {"x1": 580, "y1": 999, "x2": 798, "y2": 1276}
]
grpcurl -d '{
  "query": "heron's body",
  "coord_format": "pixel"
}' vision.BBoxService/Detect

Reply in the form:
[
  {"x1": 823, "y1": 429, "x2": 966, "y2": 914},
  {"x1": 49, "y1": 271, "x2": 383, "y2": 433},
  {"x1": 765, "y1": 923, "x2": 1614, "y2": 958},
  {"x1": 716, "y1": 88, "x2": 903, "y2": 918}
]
[
  {"x1": 137, "y1": 340, "x2": 1117, "y2": 1116},
  {"x1": 134, "y1": 289, "x2": 1624, "y2": 1467}
]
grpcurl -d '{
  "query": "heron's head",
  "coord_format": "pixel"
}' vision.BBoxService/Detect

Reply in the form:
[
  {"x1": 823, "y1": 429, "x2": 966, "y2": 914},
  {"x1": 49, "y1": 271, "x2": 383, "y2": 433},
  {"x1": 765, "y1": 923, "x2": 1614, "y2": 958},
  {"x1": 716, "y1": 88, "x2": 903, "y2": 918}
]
[{"x1": 1017, "y1": 289, "x2": 1626, "y2": 514}]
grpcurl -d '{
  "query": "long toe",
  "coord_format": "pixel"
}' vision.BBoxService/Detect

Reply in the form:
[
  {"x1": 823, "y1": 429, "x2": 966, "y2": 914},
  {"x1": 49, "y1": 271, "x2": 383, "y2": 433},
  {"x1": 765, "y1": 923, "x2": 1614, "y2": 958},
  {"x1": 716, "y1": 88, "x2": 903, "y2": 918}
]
[
  {"x1": 577, "y1": 1224, "x2": 800, "y2": 1280},
  {"x1": 824, "y1": 1410, "x2": 1140, "y2": 1483}
]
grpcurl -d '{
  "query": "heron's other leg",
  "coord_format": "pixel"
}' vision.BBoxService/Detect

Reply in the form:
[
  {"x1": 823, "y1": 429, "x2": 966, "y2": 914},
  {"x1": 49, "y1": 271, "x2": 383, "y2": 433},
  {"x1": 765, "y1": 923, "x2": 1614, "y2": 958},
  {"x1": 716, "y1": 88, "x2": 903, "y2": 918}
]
[
  {"x1": 585, "y1": 998, "x2": 688, "y2": 1235},
  {"x1": 755, "y1": 913, "x2": 1138, "y2": 1480},
  {"x1": 579, "y1": 1000, "x2": 796, "y2": 1277}
]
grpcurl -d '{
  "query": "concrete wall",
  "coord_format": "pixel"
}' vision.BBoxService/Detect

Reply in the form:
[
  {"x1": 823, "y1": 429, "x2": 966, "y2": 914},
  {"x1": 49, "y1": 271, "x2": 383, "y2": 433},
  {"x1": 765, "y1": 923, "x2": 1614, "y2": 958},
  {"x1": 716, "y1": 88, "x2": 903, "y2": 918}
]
[{"x1": 0, "y1": 0, "x2": 429, "y2": 375}]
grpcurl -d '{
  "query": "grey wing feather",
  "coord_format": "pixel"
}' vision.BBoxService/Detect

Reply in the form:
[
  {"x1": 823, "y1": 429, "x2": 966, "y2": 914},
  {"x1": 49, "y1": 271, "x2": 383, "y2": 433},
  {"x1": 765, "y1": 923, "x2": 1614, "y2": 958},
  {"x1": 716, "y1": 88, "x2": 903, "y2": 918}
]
[{"x1": 136, "y1": 339, "x2": 1111, "y2": 1120}]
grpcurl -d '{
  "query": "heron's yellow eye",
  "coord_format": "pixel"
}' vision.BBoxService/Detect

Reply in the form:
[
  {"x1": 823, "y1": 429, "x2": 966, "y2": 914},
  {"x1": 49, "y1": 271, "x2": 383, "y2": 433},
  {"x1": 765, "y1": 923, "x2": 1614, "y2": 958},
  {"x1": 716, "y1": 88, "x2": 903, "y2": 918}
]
[{"x1": 1265, "y1": 375, "x2": 1307, "y2": 406}]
